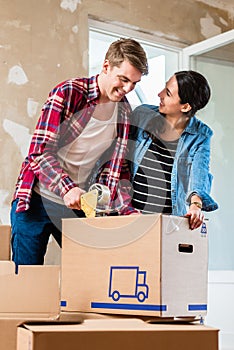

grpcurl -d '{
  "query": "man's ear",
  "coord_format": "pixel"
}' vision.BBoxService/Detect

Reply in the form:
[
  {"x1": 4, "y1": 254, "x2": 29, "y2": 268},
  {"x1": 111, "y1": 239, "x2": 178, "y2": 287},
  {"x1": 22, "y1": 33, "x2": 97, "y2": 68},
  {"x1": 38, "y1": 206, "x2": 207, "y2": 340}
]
[
  {"x1": 102, "y1": 59, "x2": 110, "y2": 73},
  {"x1": 181, "y1": 103, "x2": 192, "y2": 113}
]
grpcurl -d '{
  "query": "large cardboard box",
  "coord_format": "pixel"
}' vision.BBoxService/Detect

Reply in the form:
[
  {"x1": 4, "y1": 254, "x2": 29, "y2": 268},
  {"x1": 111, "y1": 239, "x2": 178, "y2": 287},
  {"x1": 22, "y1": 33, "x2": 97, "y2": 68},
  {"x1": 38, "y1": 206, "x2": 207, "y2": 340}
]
[
  {"x1": 0, "y1": 225, "x2": 11, "y2": 260},
  {"x1": 17, "y1": 319, "x2": 219, "y2": 350},
  {"x1": 61, "y1": 214, "x2": 208, "y2": 318}
]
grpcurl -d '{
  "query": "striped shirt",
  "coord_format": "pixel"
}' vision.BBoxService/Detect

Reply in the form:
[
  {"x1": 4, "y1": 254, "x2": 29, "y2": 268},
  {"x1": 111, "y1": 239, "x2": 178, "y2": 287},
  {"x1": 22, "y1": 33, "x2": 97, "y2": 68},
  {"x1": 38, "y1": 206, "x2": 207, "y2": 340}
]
[
  {"x1": 132, "y1": 137, "x2": 178, "y2": 214},
  {"x1": 13, "y1": 75, "x2": 136, "y2": 214}
]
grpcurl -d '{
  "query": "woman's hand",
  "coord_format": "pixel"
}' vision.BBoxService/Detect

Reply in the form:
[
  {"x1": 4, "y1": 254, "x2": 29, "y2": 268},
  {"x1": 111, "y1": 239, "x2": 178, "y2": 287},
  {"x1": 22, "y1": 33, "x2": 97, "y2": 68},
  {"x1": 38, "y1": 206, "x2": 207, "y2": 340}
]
[{"x1": 185, "y1": 203, "x2": 204, "y2": 230}]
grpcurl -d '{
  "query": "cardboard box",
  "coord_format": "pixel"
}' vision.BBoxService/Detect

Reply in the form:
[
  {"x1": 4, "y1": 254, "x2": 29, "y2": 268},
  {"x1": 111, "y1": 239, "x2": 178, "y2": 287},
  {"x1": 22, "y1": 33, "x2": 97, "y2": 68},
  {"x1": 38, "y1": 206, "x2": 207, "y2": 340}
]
[
  {"x1": 61, "y1": 214, "x2": 208, "y2": 318},
  {"x1": 0, "y1": 225, "x2": 11, "y2": 260},
  {"x1": 0, "y1": 261, "x2": 60, "y2": 319},
  {"x1": 17, "y1": 319, "x2": 219, "y2": 350}
]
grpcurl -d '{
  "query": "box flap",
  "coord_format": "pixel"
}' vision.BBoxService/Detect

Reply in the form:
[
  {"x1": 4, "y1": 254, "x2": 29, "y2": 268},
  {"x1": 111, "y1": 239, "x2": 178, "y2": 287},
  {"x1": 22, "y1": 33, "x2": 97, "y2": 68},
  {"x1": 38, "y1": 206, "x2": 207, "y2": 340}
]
[
  {"x1": 0, "y1": 225, "x2": 11, "y2": 260},
  {"x1": 0, "y1": 261, "x2": 60, "y2": 319},
  {"x1": 62, "y1": 214, "x2": 161, "y2": 249}
]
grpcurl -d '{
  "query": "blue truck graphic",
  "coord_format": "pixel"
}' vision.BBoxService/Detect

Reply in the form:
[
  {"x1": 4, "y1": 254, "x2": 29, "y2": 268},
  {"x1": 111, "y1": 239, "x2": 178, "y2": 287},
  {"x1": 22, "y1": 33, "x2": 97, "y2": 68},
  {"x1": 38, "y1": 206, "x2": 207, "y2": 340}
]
[{"x1": 108, "y1": 266, "x2": 149, "y2": 303}]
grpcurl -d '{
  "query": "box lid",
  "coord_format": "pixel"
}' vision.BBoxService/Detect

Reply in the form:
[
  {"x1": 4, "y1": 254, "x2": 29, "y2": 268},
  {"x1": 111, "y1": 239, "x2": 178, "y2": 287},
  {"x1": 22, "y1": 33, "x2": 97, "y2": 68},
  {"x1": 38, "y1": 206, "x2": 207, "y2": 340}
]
[
  {"x1": 20, "y1": 318, "x2": 219, "y2": 332},
  {"x1": 17, "y1": 319, "x2": 219, "y2": 350}
]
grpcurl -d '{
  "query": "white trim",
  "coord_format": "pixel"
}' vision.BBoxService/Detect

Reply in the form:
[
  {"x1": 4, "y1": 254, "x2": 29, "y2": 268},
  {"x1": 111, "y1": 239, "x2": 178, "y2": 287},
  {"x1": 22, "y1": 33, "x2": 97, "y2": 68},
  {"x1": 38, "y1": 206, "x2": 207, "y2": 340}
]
[
  {"x1": 183, "y1": 30, "x2": 234, "y2": 56},
  {"x1": 208, "y1": 270, "x2": 234, "y2": 284},
  {"x1": 88, "y1": 18, "x2": 182, "y2": 54},
  {"x1": 181, "y1": 29, "x2": 234, "y2": 69},
  {"x1": 206, "y1": 270, "x2": 234, "y2": 350}
]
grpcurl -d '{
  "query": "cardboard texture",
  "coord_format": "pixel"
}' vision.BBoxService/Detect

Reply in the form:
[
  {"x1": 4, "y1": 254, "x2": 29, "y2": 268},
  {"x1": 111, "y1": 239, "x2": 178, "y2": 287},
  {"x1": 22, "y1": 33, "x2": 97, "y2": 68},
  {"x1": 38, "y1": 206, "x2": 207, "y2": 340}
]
[
  {"x1": 0, "y1": 312, "x2": 82, "y2": 350},
  {"x1": 0, "y1": 312, "x2": 111, "y2": 350},
  {"x1": 0, "y1": 226, "x2": 60, "y2": 349},
  {"x1": 0, "y1": 225, "x2": 11, "y2": 260},
  {"x1": 0, "y1": 318, "x2": 26, "y2": 350},
  {"x1": 0, "y1": 261, "x2": 60, "y2": 319},
  {"x1": 0, "y1": 311, "x2": 132, "y2": 350},
  {"x1": 61, "y1": 214, "x2": 208, "y2": 318},
  {"x1": 17, "y1": 319, "x2": 219, "y2": 350}
]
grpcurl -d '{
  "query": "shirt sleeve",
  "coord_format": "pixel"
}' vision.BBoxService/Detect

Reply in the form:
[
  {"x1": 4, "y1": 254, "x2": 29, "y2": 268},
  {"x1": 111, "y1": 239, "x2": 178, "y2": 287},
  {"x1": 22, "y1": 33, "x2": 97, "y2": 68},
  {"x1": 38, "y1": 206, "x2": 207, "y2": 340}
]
[
  {"x1": 186, "y1": 134, "x2": 218, "y2": 212},
  {"x1": 27, "y1": 84, "x2": 78, "y2": 198},
  {"x1": 112, "y1": 160, "x2": 140, "y2": 215}
]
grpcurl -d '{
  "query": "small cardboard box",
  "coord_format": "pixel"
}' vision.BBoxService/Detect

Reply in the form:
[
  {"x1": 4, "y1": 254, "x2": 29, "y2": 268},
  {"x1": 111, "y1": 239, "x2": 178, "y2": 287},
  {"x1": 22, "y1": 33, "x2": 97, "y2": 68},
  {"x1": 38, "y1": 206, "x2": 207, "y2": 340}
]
[
  {"x1": 61, "y1": 214, "x2": 208, "y2": 318},
  {"x1": 17, "y1": 319, "x2": 219, "y2": 350},
  {"x1": 0, "y1": 261, "x2": 60, "y2": 319},
  {"x1": 0, "y1": 225, "x2": 11, "y2": 260}
]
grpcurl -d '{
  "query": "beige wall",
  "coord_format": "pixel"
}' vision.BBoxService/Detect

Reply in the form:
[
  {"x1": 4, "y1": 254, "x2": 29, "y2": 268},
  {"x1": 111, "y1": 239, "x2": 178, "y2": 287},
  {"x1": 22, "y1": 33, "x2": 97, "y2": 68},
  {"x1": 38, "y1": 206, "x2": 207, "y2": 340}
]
[{"x1": 0, "y1": 0, "x2": 233, "y2": 223}]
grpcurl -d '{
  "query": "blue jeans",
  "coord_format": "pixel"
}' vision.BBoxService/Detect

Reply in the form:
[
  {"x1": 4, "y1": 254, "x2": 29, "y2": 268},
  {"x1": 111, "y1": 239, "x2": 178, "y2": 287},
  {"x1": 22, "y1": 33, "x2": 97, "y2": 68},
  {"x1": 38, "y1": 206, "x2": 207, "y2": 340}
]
[{"x1": 11, "y1": 191, "x2": 85, "y2": 265}]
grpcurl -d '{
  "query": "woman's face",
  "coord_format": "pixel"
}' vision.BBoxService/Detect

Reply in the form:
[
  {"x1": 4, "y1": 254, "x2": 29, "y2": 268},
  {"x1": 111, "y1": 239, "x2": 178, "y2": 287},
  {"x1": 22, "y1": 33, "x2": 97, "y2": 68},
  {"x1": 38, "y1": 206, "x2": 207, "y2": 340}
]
[{"x1": 158, "y1": 75, "x2": 184, "y2": 118}]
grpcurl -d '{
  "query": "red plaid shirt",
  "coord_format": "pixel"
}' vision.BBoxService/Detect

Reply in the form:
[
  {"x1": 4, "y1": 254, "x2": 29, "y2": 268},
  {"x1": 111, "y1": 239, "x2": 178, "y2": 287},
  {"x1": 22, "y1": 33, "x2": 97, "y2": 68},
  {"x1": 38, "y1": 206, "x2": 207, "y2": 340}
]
[{"x1": 14, "y1": 75, "x2": 137, "y2": 215}]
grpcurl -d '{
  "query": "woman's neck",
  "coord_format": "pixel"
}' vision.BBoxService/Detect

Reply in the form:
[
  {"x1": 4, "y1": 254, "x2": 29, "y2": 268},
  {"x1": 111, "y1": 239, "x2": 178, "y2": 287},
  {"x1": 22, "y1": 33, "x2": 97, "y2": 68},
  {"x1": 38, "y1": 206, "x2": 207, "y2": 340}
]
[{"x1": 159, "y1": 114, "x2": 189, "y2": 141}]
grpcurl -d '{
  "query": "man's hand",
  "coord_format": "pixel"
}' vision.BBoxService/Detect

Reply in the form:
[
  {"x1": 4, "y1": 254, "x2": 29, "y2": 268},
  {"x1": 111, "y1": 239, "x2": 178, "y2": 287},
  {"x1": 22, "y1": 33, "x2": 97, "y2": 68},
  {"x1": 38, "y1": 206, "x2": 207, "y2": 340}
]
[{"x1": 63, "y1": 187, "x2": 86, "y2": 210}]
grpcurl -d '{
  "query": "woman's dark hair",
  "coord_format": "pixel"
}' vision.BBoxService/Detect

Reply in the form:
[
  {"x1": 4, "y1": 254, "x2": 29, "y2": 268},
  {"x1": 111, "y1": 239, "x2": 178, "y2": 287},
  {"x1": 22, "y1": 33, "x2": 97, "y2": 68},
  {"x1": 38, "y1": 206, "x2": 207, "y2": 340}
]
[
  {"x1": 145, "y1": 70, "x2": 211, "y2": 138},
  {"x1": 175, "y1": 70, "x2": 211, "y2": 118}
]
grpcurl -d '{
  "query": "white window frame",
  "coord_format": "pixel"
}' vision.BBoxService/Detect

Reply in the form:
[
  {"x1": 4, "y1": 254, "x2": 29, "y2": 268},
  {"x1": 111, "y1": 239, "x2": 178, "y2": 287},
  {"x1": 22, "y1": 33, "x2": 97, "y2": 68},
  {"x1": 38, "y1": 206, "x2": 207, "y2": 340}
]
[
  {"x1": 181, "y1": 29, "x2": 234, "y2": 69},
  {"x1": 88, "y1": 18, "x2": 185, "y2": 54}
]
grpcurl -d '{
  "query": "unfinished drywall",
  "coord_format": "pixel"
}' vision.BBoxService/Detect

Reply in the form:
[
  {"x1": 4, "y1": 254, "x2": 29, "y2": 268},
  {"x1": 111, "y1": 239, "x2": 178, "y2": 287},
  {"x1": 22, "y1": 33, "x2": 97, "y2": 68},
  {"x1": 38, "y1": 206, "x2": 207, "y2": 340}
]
[{"x1": 0, "y1": 0, "x2": 233, "y2": 224}]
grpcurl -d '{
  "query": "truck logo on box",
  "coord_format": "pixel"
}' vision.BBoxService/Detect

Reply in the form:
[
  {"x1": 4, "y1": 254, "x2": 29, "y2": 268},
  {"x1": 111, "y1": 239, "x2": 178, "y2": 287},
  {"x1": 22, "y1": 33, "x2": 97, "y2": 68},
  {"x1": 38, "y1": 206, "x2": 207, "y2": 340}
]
[{"x1": 108, "y1": 266, "x2": 149, "y2": 303}]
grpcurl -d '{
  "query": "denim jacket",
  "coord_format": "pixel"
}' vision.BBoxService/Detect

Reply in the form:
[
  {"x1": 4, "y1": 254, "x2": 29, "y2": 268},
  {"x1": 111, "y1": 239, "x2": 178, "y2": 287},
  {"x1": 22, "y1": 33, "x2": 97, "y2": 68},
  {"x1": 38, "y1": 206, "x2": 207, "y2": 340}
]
[{"x1": 128, "y1": 104, "x2": 218, "y2": 216}]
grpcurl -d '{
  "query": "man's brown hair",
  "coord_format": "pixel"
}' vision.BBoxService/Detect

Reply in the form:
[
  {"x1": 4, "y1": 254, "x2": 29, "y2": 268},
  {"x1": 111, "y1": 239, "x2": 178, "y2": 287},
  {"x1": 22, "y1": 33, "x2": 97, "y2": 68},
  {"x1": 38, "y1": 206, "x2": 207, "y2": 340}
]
[{"x1": 105, "y1": 38, "x2": 148, "y2": 75}]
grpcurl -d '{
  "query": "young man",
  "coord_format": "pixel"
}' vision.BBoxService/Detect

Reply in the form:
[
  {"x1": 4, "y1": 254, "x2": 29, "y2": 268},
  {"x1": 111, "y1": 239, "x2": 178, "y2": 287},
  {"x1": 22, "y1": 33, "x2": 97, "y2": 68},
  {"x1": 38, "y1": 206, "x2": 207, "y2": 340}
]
[{"x1": 11, "y1": 38, "x2": 148, "y2": 265}]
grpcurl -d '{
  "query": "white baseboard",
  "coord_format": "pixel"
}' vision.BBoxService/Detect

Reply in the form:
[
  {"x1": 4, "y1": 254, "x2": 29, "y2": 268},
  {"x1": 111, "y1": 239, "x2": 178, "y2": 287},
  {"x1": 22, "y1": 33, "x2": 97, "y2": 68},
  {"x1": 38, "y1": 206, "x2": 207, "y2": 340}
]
[
  {"x1": 219, "y1": 332, "x2": 234, "y2": 350},
  {"x1": 206, "y1": 270, "x2": 234, "y2": 350}
]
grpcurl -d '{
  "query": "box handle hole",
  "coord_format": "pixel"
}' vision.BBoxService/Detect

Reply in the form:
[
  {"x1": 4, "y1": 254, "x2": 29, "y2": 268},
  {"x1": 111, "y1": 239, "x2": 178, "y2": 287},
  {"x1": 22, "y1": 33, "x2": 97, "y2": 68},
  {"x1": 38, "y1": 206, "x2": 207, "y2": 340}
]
[{"x1": 178, "y1": 243, "x2": 193, "y2": 253}]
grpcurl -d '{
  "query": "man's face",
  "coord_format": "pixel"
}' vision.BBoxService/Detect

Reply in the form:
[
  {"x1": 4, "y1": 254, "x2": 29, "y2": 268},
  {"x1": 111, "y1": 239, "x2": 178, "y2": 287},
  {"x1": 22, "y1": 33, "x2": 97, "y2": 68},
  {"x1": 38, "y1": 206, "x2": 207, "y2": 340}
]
[{"x1": 101, "y1": 59, "x2": 142, "y2": 102}]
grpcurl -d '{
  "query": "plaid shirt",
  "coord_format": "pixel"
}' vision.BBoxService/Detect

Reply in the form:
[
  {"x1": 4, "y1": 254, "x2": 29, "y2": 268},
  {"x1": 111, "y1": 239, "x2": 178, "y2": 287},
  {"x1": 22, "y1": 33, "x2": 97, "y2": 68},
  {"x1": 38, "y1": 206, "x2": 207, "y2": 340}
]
[{"x1": 14, "y1": 75, "x2": 137, "y2": 215}]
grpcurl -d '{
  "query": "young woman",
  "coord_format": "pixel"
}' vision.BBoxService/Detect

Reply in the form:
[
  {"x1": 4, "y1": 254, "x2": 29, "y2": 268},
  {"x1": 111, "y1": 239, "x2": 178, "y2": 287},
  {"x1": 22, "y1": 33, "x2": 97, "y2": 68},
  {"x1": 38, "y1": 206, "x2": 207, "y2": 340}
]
[{"x1": 128, "y1": 70, "x2": 218, "y2": 229}]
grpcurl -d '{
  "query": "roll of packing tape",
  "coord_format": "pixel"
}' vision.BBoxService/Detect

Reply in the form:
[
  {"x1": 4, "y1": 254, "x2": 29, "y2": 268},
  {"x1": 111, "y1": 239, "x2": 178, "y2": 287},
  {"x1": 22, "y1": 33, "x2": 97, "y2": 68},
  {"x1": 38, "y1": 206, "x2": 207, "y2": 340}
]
[{"x1": 88, "y1": 183, "x2": 110, "y2": 208}]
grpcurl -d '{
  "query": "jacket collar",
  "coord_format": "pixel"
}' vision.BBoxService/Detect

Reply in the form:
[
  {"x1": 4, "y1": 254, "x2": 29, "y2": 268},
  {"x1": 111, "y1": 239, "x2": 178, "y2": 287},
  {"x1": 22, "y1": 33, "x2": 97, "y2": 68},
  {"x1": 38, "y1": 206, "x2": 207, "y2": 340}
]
[{"x1": 183, "y1": 115, "x2": 198, "y2": 135}]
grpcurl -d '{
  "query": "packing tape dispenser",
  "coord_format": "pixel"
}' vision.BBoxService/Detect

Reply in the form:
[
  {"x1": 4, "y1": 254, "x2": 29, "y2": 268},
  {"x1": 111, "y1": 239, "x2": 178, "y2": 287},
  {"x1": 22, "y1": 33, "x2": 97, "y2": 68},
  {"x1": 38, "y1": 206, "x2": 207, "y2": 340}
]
[{"x1": 80, "y1": 183, "x2": 111, "y2": 218}]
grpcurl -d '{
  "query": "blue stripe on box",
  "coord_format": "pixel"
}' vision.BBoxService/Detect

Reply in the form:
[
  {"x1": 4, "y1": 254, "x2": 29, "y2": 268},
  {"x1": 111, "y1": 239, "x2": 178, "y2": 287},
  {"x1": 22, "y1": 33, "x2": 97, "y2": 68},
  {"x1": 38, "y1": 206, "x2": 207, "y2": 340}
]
[
  {"x1": 91, "y1": 302, "x2": 167, "y2": 311},
  {"x1": 60, "y1": 300, "x2": 67, "y2": 307},
  {"x1": 188, "y1": 304, "x2": 207, "y2": 311}
]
